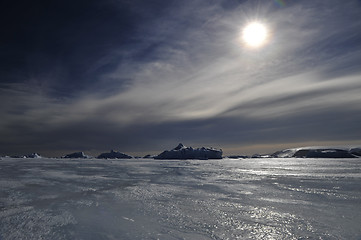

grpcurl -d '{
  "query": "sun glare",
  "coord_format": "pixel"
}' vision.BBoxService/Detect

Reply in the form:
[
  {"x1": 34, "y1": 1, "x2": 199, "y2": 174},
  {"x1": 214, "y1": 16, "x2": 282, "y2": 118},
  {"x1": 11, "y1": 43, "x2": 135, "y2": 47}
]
[{"x1": 242, "y1": 22, "x2": 268, "y2": 48}]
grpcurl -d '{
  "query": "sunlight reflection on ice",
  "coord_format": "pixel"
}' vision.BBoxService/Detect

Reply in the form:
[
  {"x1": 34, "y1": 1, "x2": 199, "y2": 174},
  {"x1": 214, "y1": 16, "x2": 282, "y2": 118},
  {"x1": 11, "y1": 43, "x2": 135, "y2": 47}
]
[{"x1": 0, "y1": 157, "x2": 361, "y2": 239}]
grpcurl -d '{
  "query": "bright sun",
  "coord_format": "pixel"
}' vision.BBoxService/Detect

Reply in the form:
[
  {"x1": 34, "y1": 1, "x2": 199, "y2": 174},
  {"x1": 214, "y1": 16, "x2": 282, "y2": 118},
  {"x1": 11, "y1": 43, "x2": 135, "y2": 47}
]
[{"x1": 242, "y1": 22, "x2": 268, "y2": 48}]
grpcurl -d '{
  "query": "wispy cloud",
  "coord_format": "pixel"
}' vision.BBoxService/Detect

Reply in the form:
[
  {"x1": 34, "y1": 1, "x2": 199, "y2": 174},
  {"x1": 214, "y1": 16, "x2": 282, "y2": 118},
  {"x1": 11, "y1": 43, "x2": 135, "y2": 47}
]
[{"x1": 1, "y1": 0, "x2": 361, "y2": 155}]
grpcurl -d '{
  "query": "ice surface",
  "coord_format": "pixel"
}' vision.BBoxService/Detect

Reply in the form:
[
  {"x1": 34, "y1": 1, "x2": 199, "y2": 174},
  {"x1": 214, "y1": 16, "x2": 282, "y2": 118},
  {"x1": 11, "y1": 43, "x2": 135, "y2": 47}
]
[
  {"x1": 1, "y1": 157, "x2": 361, "y2": 239},
  {"x1": 155, "y1": 143, "x2": 223, "y2": 159}
]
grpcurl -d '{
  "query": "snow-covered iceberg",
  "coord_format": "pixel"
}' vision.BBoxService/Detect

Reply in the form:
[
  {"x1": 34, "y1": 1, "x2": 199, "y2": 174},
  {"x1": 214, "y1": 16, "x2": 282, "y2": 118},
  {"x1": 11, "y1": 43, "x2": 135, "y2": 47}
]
[
  {"x1": 62, "y1": 152, "x2": 90, "y2": 159},
  {"x1": 8, "y1": 153, "x2": 43, "y2": 158},
  {"x1": 349, "y1": 148, "x2": 361, "y2": 157},
  {"x1": 154, "y1": 143, "x2": 222, "y2": 160},
  {"x1": 271, "y1": 147, "x2": 360, "y2": 158},
  {"x1": 97, "y1": 150, "x2": 132, "y2": 159},
  {"x1": 25, "y1": 153, "x2": 42, "y2": 158},
  {"x1": 293, "y1": 149, "x2": 355, "y2": 158}
]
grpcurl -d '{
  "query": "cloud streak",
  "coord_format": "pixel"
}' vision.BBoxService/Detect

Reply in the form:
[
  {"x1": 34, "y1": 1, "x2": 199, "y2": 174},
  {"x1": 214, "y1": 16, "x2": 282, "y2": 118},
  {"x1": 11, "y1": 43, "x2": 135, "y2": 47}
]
[{"x1": 1, "y1": 0, "x2": 361, "y2": 156}]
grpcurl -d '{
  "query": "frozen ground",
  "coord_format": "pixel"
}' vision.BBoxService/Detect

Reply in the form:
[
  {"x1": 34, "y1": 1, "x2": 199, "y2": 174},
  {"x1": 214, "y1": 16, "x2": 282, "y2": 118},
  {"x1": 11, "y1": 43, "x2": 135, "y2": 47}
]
[{"x1": 1, "y1": 157, "x2": 361, "y2": 240}]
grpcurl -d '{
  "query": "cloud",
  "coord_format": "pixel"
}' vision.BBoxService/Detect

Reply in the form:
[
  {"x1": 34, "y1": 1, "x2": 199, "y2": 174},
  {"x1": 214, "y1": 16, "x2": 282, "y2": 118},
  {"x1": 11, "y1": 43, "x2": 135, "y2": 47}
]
[{"x1": 1, "y1": 0, "x2": 361, "y2": 156}]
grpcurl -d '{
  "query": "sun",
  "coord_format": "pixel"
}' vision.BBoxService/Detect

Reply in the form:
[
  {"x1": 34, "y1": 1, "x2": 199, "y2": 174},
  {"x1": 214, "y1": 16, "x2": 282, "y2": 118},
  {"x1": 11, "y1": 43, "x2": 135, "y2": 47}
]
[{"x1": 242, "y1": 22, "x2": 269, "y2": 48}]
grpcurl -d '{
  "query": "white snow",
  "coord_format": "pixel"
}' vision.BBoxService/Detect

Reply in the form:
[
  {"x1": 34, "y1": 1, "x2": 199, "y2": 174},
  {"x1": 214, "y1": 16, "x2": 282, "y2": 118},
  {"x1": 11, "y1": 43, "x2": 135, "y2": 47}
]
[
  {"x1": 155, "y1": 143, "x2": 223, "y2": 159},
  {"x1": 1, "y1": 157, "x2": 361, "y2": 239}
]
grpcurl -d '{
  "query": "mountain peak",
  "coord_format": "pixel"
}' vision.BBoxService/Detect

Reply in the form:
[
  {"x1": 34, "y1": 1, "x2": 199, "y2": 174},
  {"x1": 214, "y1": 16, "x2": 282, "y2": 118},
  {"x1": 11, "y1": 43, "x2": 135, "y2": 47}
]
[{"x1": 174, "y1": 143, "x2": 185, "y2": 150}]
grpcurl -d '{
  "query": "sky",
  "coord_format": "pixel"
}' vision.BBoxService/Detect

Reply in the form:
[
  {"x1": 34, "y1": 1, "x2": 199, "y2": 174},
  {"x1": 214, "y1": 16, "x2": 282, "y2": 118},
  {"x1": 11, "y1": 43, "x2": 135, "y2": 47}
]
[{"x1": 1, "y1": 0, "x2": 361, "y2": 157}]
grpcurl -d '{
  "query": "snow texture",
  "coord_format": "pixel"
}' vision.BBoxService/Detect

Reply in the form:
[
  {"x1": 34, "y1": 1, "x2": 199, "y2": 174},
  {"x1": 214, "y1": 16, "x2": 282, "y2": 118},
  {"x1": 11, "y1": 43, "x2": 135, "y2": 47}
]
[
  {"x1": 155, "y1": 143, "x2": 223, "y2": 159},
  {"x1": 1, "y1": 157, "x2": 361, "y2": 239}
]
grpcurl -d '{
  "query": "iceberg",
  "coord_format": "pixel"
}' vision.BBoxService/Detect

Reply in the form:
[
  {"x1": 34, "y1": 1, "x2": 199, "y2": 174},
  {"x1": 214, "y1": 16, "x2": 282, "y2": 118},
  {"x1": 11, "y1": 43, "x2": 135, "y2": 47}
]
[
  {"x1": 154, "y1": 143, "x2": 222, "y2": 160},
  {"x1": 7, "y1": 153, "x2": 42, "y2": 158},
  {"x1": 62, "y1": 152, "x2": 90, "y2": 159},
  {"x1": 97, "y1": 150, "x2": 133, "y2": 159},
  {"x1": 349, "y1": 147, "x2": 361, "y2": 157},
  {"x1": 293, "y1": 149, "x2": 355, "y2": 158},
  {"x1": 25, "y1": 153, "x2": 42, "y2": 158},
  {"x1": 271, "y1": 147, "x2": 359, "y2": 158}
]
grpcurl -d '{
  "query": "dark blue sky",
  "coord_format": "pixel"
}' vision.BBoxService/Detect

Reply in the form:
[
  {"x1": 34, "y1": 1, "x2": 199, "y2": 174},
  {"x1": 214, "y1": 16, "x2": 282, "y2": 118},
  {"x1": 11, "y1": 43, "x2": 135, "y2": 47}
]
[{"x1": 1, "y1": 0, "x2": 361, "y2": 157}]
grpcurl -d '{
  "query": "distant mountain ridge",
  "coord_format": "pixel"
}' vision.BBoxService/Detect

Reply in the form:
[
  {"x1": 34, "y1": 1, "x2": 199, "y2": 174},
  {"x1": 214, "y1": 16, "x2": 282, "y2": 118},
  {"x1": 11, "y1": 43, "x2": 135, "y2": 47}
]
[{"x1": 2, "y1": 145, "x2": 360, "y2": 159}]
